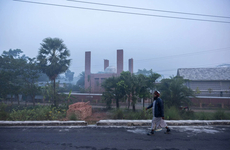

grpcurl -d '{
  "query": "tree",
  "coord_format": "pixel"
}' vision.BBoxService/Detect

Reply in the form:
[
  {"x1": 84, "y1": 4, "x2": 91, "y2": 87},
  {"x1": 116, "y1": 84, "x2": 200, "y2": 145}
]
[
  {"x1": 37, "y1": 37, "x2": 71, "y2": 106},
  {"x1": 158, "y1": 76, "x2": 195, "y2": 107},
  {"x1": 120, "y1": 71, "x2": 132, "y2": 109},
  {"x1": 0, "y1": 49, "x2": 27, "y2": 105},
  {"x1": 76, "y1": 71, "x2": 85, "y2": 87},
  {"x1": 22, "y1": 58, "x2": 41, "y2": 107},
  {"x1": 65, "y1": 69, "x2": 74, "y2": 82},
  {"x1": 147, "y1": 70, "x2": 161, "y2": 102},
  {"x1": 137, "y1": 74, "x2": 151, "y2": 109},
  {"x1": 130, "y1": 74, "x2": 139, "y2": 111},
  {"x1": 101, "y1": 76, "x2": 126, "y2": 109},
  {"x1": 136, "y1": 68, "x2": 152, "y2": 76}
]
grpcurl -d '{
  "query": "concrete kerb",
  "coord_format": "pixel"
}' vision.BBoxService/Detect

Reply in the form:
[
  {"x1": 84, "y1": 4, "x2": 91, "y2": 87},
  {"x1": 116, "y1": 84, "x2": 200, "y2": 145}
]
[
  {"x1": 0, "y1": 120, "x2": 230, "y2": 126},
  {"x1": 96, "y1": 120, "x2": 230, "y2": 126},
  {"x1": 0, "y1": 121, "x2": 87, "y2": 126}
]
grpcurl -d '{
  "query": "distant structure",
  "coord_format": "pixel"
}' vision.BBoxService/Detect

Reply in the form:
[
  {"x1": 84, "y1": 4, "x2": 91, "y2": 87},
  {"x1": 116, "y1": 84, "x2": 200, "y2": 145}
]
[
  {"x1": 85, "y1": 49, "x2": 134, "y2": 93},
  {"x1": 177, "y1": 68, "x2": 230, "y2": 97}
]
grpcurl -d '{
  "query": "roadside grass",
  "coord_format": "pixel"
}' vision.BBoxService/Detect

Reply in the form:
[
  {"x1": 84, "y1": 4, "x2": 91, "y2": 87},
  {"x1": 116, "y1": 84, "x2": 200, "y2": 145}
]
[
  {"x1": 1, "y1": 102, "x2": 230, "y2": 121},
  {"x1": 110, "y1": 107, "x2": 230, "y2": 120},
  {"x1": 111, "y1": 108, "x2": 152, "y2": 120},
  {"x1": 0, "y1": 102, "x2": 67, "y2": 121}
]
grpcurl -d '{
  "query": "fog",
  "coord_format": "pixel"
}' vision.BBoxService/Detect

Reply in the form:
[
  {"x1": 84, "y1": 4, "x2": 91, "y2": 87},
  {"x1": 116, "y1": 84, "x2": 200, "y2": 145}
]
[{"x1": 1, "y1": 0, "x2": 230, "y2": 78}]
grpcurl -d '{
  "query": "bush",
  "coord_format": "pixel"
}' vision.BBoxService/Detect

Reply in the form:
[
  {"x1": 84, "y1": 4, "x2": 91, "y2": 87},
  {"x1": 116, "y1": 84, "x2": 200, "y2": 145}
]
[
  {"x1": 112, "y1": 109, "x2": 152, "y2": 120},
  {"x1": 69, "y1": 113, "x2": 78, "y2": 120},
  {"x1": 195, "y1": 112, "x2": 212, "y2": 120},
  {"x1": 113, "y1": 109, "x2": 124, "y2": 119},
  {"x1": 213, "y1": 109, "x2": 227, "y2": 120},
  {"x1": 8, "y1": 105, "x2": 66, "y2": 121},
  {"x1": 165, "y1": 106, "x2": 181, "y2": 120},
  {"x1": 180, "y1": 110, "x2": 195, "y2": 120},
  {"x1": 0, "y1": 103, "x2": 8, "y2": 120}
]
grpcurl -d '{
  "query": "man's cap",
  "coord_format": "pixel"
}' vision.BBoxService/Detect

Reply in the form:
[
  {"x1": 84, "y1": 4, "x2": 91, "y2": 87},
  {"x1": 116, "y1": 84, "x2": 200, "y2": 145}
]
[{"x1": 154, "y1": 91, "x2": 160, "y2": 97}]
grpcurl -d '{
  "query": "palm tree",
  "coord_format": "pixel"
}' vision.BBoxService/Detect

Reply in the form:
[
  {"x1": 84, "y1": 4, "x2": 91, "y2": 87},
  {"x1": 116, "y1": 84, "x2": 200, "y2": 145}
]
[
  {"x1": 137, "y1": 74, "x2": 150, "y2": 109},
  {"x1": 147, "y1": 70, "x2": 161, "y2": 102},
  {"x1": 158, "y1": 76, "x2": 195, "y2": 107},
  {"x1": 37, "y1": 37, "x2": 71, "y2": 106}
]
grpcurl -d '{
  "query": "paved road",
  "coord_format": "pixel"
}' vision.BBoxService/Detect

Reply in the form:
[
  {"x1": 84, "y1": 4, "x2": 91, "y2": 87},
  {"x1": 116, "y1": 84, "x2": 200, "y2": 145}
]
[{"x1": 0, "y1": 126, "x2": 230, "y2": 150}]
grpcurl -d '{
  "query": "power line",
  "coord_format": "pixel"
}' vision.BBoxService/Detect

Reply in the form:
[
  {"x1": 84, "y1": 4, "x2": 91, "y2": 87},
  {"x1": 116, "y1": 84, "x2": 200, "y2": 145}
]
[
  {"x1": 70, "y1": 47, "x2": 230, "y2": 70},
  {"x1": 153, "y1": 62, "x2": 230, "y2": 73},
  {"x1": 14, "y1": 0, "x2": 230, "y2": 24},
  {"x1": 135, "y1": 47, "x2": 230, "y2": 62},
  {"x1": 67, "y1": 0, "x2": 230, "y2": 19}
]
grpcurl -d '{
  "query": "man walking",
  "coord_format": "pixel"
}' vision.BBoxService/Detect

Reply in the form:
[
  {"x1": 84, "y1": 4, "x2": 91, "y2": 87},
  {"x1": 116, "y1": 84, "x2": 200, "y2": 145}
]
[{"x1": 145, "y1": 91, "x2": 170, "y2": 135}]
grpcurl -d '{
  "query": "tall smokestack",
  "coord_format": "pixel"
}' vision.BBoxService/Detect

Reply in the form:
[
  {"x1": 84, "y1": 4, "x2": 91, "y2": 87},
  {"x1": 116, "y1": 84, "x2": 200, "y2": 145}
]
[
  {"x1": 104, "y1": 59, "x2": 109, "y2": 70},
  {"x1": 117, "y1": 49, "x2": 123, "y2": 75},
  {"x1": 85, "y1": 51, "x2": 91, "y2": 89},
  {"x1": 129, "y1": 58, "x2": 133, "y2": 74}
]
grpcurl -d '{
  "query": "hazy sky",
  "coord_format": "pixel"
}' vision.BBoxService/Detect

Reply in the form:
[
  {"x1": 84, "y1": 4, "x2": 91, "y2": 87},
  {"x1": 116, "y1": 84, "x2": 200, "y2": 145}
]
[{"x1": 1, "y1": 0, "x2": 230, "y2": 78}]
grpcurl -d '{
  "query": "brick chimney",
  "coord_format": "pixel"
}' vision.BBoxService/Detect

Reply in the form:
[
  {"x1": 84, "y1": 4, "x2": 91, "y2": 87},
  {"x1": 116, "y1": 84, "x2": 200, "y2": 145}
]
[
  {"x1": 85, "y1": 51, "x2": 91, "y2": 89},
  {"x1": 129, "y1": 58, "x2": 133, "y2": 74},
  {"x1": 104, "y1": 59, "x2": 109, "y2": 70},
  {"x1": 117, "y1": 49, "x2": 123, "y2": 75}
]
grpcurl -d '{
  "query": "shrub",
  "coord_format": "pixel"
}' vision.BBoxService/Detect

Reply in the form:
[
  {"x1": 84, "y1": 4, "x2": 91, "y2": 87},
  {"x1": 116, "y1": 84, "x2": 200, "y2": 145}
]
[
  {"x1": 195, "y1": 112, "x2": 212, "y2": 120},
  {"x1": 112, "y1": 109, "x2": 153, "y2": 120},
  {"x1": 69, "y1": 113, "x2": 78, "y2": 120},
  {"x1": 0, "y1": 103, "x2": 8, "y2": 120},
  {"x1": 165, "y1": 106, "x2": 181, "y2": 120},
  {"x1": 213, "y1": 109, "x2": 227, "y2": 120},
  {"x1": 180, "y1": 110, "x2": 195, "y2": 120},
  {"x1": 8, "y1": 105, "x2": 66, "y2": 121},
  {"x1": 113, "y1": 109, "x2": 124, "y2": 119}
]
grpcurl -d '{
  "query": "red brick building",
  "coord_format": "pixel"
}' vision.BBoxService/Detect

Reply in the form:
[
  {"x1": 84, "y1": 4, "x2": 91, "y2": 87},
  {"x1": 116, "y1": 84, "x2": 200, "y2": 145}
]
[{"x1": 84, "y1": 49, "x2": 133, "y2": 93}]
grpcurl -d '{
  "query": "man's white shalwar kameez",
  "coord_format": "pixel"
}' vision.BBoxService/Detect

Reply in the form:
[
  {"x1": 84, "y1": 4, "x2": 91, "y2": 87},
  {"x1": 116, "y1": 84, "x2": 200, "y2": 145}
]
[{"x1": 151, "y1": 100, "x2": 167, "y2": 130}]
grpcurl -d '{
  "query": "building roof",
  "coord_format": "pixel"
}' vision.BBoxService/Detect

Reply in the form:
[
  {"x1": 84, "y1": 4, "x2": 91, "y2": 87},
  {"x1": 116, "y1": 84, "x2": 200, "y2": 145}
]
[{"x1": 177, "y1": 68, "x2": 230, "y2": 81}]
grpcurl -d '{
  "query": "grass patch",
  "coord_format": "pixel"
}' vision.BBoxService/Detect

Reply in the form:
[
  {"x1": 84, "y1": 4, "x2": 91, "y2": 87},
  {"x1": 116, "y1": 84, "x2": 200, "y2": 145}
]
[
  {"x1": 165, "y1": 106, "x2": 181, "y2": 120},
  {"x1": 213, "y1": 109, "x2": 229, "y2": 120},
  {"x1": 0, "y1": 103, "x2": 8, "y2": 120},
  {"x1": 195, "y1": 112, "x2": 213, "y2": 120},
  {"x1": 0, "y1": 103, "x2": 67, "y2": 121},
  {"x1": 68, "y1": 113, "x2": 78, "y2": 120},
  {"x1": 111, "y1": 109, "x2": 152, "y2": 120}
]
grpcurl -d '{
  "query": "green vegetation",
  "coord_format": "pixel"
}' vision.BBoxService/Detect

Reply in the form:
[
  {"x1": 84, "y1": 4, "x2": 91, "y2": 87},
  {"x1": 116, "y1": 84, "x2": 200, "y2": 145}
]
[
  {"x1": 102, "y1": 70, "x2": 161, "y2": 111},
  {"x1": 110, "y1": 107, "x2": 230, "y2": 120},
  {"x1": 0, "y1": 39, "x2": 73, "y2": 107},
  {"x1": 69, "y1": 113, "x2": 78, "y2": 121},
  {"x1": 112, "y1": 109, "x2": 152, "y2": 120},
  {"x1": 158, "y1": 76, "x2": 195, "y2": 107},
  {"x1": 37, "y1": 37, "x2": 71, "y2": 107},
  {"x1": 0, "y1": 103, "x2": 67, "y2": 121},
  {"x1": 165, "y1": 106, "x2": 182, "y2": 120}
]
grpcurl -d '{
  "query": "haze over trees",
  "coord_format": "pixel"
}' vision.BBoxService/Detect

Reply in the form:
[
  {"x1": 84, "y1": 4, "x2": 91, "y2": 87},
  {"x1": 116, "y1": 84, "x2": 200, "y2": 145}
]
[
  {"x1": 101, "y1": 69, "x2": 195, "y2": 111},
  {"x1": 101, "y1": 70, "x2": 161, "y2": 111},
  {"x1": 0, "y1": 37, "x2": 72, "y2": 107}
]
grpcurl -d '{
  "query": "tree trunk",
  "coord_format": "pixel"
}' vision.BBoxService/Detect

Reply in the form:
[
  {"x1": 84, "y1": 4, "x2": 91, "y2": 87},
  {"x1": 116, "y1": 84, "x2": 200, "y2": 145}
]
[
  {"x1": 116, "y1": 98, "x2": 119, "y2": 109},
  {"x1": 128, "y1": 94, "x2": 130, "y2": 109},
  {"x1": 10, "y1": 95, "x2": 13, "y2": 105},
  {"x1": 151, "y1": 89, "x2": 154, "y2": 103},
  {"x1": 17, "y1": 94, "x2": 20, "y2": 105},
  {"x1": 32, "y1": 96, "x2": 35, "y2": 107},
  {"x1": 54, "y1": 78, "x2": 56, "y2": 106},
  {"x1": 132, "y1": 103, "x2": 136, "y2": 112},
  {"x1": 143, "y1": 98, "x2": 145, "y2": 109},
  {"x1": 25, "y1": 95, "x2": 27, "y2": 107}
]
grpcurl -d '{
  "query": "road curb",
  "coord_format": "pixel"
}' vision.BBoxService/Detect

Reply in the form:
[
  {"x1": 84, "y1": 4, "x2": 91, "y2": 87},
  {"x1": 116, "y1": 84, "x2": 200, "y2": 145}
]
[
  {"x1": 0, "y1": 120, "x2": 230, "y2": 126},
  {"x1": 96, "y1": 120, "x2": 230, "y2": 126},
  {"x1": 0, "y1": 121, "x2": 87, "y2": 126}
]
